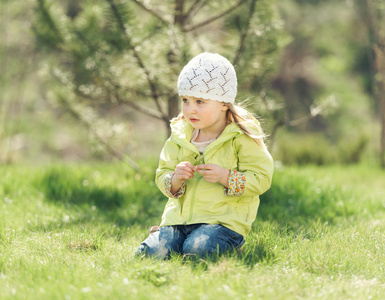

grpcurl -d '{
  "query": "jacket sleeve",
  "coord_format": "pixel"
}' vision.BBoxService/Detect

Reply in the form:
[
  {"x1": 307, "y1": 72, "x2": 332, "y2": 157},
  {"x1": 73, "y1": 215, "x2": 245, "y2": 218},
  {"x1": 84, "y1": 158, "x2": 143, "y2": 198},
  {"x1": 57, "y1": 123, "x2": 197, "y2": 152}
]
[
  {"x1": 231, "y1": 134, "x2": 274, "y2": 197},
  {"x1": 155, "y1": 138, "x2": 186, "y2": 198}
]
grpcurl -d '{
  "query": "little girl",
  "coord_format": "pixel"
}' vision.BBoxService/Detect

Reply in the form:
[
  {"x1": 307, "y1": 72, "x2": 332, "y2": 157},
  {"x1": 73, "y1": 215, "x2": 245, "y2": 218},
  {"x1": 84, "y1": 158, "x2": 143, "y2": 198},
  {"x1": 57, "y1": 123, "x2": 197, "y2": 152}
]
[{"x1": 135, "y1": 52, "x2": 274, "y2": 259}]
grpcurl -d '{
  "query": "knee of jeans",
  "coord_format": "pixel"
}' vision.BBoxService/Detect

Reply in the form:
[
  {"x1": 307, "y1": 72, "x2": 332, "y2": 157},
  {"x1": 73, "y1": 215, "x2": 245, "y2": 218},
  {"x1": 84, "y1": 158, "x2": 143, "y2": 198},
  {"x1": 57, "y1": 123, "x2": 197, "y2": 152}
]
[
  {"x1": 155, "y1": 237, "x2": 171, "y2": 259},
  {"x1": 183, "y1": 234, "x2": 211, "y2": 256}
]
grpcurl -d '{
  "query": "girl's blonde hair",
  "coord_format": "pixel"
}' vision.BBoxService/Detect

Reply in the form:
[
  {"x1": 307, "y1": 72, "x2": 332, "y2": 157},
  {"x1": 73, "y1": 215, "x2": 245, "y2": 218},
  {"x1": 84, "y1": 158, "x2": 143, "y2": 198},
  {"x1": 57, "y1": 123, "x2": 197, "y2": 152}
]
[
  {"x1": 171, "y1": 103, "x2": 266, "y2": 149},
  {"x1": 224, "y1": 103, "x2": 266, "y2": 148}
]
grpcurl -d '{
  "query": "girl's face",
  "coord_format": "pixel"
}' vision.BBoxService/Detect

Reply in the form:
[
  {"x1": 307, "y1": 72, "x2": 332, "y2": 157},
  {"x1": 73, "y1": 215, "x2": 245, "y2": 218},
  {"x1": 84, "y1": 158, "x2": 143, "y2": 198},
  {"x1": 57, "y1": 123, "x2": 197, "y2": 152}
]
[{"x1": 181, "y1": 96, "x2": 228, "y2": 134}]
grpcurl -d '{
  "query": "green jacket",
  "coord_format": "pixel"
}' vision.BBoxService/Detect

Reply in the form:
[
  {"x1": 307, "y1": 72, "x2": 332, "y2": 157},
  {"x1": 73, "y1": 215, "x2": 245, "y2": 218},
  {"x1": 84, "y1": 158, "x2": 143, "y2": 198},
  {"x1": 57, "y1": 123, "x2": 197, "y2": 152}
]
[{"x1": 155, "y1": 120, "x2": 274, "y2": 237}]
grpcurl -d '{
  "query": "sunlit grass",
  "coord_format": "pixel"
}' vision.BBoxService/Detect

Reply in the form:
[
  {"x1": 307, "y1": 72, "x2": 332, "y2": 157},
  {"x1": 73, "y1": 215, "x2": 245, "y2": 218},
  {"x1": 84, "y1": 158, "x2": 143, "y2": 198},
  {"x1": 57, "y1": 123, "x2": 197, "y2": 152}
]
[{"x1": 1, "y1": 163, "x2": 385, "y2": 299}]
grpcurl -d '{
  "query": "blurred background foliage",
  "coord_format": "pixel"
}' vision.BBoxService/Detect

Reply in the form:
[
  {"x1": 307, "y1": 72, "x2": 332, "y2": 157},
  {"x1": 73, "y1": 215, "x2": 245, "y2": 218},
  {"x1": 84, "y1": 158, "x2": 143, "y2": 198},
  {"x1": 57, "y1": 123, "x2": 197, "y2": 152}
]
[{"x1": 1, "y1": 0, "x2": 384, "y2": 167}]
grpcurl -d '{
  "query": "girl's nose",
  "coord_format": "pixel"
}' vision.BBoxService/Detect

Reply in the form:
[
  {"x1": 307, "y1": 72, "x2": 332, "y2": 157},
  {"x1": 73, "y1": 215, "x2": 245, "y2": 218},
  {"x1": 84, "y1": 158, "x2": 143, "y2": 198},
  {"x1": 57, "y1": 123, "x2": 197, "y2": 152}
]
[{"x1": 188, "y1": 103, "x2": 197, "y2": 114}]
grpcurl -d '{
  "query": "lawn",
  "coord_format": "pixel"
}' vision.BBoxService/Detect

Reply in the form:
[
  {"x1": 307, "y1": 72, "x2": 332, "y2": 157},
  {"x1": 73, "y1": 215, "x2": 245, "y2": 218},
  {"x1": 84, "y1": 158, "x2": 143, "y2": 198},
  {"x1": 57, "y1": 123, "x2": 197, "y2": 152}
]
[{"x1": 1, "y1": 163, "x2": 384, "y2": 299}]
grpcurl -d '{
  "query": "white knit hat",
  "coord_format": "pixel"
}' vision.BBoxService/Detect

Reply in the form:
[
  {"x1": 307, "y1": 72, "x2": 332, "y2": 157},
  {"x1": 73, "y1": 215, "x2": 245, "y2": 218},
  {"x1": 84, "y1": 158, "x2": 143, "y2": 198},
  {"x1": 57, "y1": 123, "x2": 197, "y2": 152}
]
[{"x1": 177, "y1": 53, "x2": 237, "y2": 104}]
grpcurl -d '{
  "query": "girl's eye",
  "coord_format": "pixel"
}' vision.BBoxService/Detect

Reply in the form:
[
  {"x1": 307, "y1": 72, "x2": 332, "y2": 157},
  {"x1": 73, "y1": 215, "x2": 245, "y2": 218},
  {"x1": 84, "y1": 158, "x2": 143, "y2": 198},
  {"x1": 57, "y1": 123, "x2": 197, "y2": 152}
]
[
  {"x1": 197, "y1": 100, "x2": 204, "y2": 104},
  {"x1": 182, "y1": 98, "x2": 188, "y2": 103}
]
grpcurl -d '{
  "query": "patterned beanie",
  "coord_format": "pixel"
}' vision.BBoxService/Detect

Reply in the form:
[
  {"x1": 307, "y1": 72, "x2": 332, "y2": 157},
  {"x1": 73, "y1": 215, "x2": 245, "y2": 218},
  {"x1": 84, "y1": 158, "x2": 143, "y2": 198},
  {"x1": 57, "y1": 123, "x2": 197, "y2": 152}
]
[{"x1": 177, "y1": 53, "x2": 237, "y2": 104}]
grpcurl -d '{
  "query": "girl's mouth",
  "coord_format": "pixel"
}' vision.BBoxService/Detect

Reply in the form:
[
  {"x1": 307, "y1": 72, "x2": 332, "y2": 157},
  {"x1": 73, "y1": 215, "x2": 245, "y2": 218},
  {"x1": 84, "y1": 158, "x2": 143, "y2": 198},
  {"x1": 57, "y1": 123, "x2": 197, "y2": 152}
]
[{"x1": 190, "y1": 118, "x2": 199, "y2": 123}]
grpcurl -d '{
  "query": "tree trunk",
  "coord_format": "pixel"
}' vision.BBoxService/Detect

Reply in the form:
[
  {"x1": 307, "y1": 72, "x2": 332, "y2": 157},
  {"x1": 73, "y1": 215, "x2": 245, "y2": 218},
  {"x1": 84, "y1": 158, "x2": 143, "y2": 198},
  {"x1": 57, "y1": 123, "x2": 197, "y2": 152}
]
[
  {"x1": 372, "y1": 43, "x2": 385, "y2": 167},
  {"x1": 168, "y1": 94, "x2": 180, "y2": 119},
  {"x1": 381, "y1": 96, "x2": 385, "y2": 168},
  {"x1": 174, "y1": 0, "x2": 185, "y2": 27},
  {"x1": 159, "y1": 0, "x2": 185, "y2": 138},
  {"x1": 363, "y1": 0, "x2": 385, "y2": 167},
  {"x1": 165, "y1": 94, "x2": 180, "y2": 137}
]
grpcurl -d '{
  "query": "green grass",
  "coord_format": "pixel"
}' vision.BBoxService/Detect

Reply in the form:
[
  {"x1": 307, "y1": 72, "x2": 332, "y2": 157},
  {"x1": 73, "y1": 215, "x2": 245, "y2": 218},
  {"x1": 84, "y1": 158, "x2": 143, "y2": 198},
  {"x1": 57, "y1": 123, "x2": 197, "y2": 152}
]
[{"x1": 1, "y1": 163, "x2": 385, "y2": 299}]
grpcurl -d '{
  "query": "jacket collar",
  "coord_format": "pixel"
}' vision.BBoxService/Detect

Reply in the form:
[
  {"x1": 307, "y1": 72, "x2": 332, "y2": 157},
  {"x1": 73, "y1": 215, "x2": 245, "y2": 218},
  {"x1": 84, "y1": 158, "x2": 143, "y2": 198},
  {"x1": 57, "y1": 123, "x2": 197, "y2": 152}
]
[{"x1": 170, "y1": 121, "x2": 243, "y2": 155}]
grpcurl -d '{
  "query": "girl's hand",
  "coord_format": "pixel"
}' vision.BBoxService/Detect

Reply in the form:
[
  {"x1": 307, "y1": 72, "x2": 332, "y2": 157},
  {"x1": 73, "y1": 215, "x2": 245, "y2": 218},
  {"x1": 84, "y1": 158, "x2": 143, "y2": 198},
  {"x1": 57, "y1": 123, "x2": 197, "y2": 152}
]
[
  {"x1": 174, "y1": 161, "x2": 197, "y2": 182},
  {"x1": 171, "y1": 162, "x2": 196, "y2": 195},
  {"x1": 196, "y1": 164, "x2": 230, "y2": 187}
]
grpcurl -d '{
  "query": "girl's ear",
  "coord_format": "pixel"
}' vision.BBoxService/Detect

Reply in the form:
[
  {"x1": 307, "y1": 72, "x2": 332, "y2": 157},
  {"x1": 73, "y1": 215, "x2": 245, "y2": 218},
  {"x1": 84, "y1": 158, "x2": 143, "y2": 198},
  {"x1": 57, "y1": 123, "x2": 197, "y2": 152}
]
[{"x1": 221, "y1": 104, "x2": 229, "y2": 112}]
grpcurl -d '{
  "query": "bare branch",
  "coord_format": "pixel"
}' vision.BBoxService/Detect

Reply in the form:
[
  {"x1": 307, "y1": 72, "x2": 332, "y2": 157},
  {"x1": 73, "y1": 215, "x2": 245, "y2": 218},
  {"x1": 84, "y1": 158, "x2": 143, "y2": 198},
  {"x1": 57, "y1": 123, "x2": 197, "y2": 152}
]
[
  {"x1": 56, "y1": 94, "x2": 140, "y2": 171},
  {"x1": 58, "y1": 28, "x2": 168, "y2": 124},
  {"x1": 268, "y1": 111, "x2": 321, "y2": 151},
  {"x1": 131, "y1": 0, "x2": 170, "y2": 25},
  {"x1": 106, "y1": 0, "x2": 166, "y2": 118},
  {"x1": 73, "y1": 85, "x2": 166, "y2": 122},
  {"x1": 115, "y1": 93, "x2": 168, "y2": 122},
  {"x1": 233, "y1": 0, "x2": 258, "y2": 66},
  {"x1": 260, "y1": 90, "x2": 325, "y2": 150},
  {"x1": 71, "y1": 28, "x2": 166, "y2": 120},
  {"x1": 287, "y1": 113, "x2": 318, "y2": 127},
  {"x1": 268, "y1": 120, "x2": 284, "y2": 151},
  {"x1": 183, "y1": 0, "x2": 247, "y2": 32},
  {"x1": 184, "y1": 0, "x2": 208, "y2": 24}
]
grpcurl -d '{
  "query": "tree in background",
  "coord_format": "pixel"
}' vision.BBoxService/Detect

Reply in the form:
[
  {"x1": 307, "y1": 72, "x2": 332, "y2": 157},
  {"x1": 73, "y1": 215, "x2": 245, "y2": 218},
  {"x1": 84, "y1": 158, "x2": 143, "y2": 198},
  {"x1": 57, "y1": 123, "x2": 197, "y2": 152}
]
[
  {"x1": 269, "y1": 0, "x2": 383, "y2": 166},
  {"x1": 32, "y1": 0, "x2": 282, "y2": 167},
  {"x1": 6, "y1": 0, "x2": 378, "y2": 166},
  {"x1": 1, "y1": 0, "x2": 37, "y2": 163},
  {"x1": 360, "y1": 0, "x2": 385, "y2": 167}
]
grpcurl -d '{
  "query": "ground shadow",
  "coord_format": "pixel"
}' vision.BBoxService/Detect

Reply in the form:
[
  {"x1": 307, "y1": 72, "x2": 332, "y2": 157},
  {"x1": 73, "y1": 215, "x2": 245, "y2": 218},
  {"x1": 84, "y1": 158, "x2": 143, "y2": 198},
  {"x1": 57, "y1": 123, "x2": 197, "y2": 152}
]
[
  {"x1": 236, "y1": 241, "x2": 275, "y2": 268},
  {"x1": 34, "y1": 167, "x2": 164, "y2": 231},
  {"x1": 173, "y1": 242, "x2": 274, "y2": 271},
  {"x1": 32, "y1": 166, "x2": 355, "y2": 267},
  {"x1": 231, "y1": 170, "x2": 357, "y2": 268},
  {"x1": 258, "y1": 170, "x2": 354, "y2": 229},
  {"x1": 39, "y1": 167, "x2": 127, "y2": 208}
]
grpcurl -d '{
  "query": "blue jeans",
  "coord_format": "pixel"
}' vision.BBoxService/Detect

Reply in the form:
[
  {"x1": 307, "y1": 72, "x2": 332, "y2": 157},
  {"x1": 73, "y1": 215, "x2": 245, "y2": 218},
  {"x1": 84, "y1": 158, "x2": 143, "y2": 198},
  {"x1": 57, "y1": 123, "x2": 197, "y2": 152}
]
[{"x1": 135, "y1": 223, "x2": 245, "y2": 259}]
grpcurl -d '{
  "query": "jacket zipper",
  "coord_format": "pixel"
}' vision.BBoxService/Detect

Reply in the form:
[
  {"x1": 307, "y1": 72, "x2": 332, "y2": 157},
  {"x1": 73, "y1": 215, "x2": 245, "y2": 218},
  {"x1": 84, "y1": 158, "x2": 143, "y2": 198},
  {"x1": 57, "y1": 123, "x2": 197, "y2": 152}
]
[
  {"x1": 187, "y1": 154, "x2": 204, "y2": 223},
  {"x1": 187, "y1": 176, "x2": 202, "y2": 223}
]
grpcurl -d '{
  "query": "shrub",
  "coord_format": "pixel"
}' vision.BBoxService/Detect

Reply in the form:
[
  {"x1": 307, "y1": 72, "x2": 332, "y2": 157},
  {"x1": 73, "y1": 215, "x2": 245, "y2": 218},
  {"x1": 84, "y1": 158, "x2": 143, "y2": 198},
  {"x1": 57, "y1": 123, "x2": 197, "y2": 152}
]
[{"x1": 272, "y1": 132, "x2": 368, "y2": 165}]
